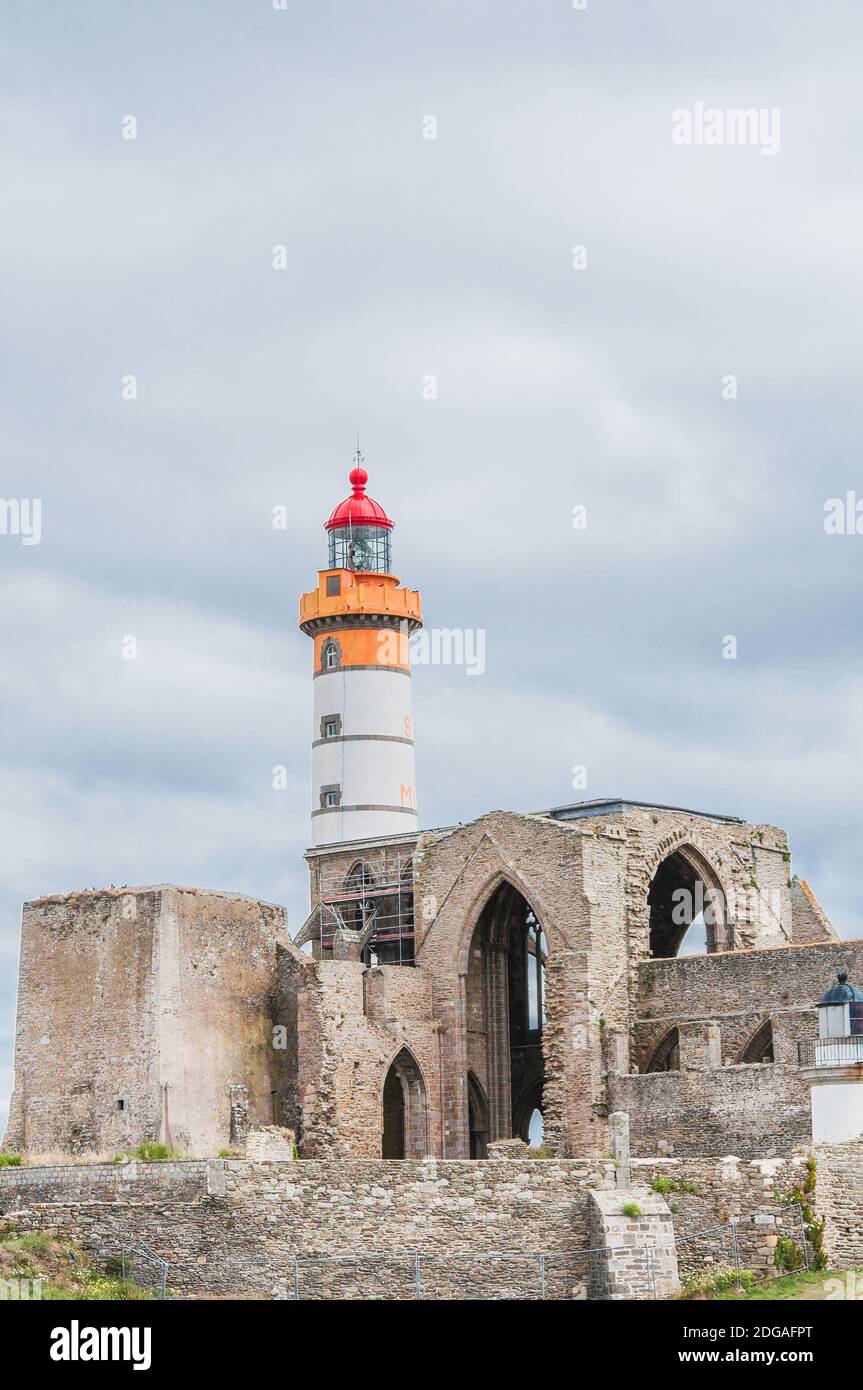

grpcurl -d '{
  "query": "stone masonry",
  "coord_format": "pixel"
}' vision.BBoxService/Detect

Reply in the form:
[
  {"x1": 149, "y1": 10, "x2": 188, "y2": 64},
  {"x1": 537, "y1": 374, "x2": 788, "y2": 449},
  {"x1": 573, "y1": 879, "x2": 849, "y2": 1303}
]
[
  {"x1": 1, "y1": 1145, "x2": 856, "y2": 1300},
  {"x1": 3, "y1": 799, "x2": 854, "y2": 1173}
]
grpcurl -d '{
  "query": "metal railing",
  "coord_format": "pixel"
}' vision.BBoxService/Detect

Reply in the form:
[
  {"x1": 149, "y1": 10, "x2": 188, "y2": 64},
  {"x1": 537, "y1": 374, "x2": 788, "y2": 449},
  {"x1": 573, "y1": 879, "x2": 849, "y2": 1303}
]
[
  {"x1": 798, "y1": 1035, "x2": 863, "y2": 1067},
  {"x1": 112, "y1": 1203, "x2": 813, "y2": 1301}
]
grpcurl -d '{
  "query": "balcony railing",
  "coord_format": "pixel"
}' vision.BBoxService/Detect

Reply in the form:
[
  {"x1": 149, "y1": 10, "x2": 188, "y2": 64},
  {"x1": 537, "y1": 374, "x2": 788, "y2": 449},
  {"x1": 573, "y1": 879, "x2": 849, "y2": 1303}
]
[{"x1": 798, "y1": 1036, "x2": 863, "y2": 1067}]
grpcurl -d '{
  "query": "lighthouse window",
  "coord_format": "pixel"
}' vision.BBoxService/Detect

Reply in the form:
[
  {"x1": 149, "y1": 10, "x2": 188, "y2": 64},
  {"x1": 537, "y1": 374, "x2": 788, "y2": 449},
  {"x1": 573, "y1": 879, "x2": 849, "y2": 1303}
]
[
  {"x1": 322, "y1": 641, "x2": 341, "y2": 671},
  {"x1": 324, "y1": 720, "x2": 337, "y2": 738},
  {"x1": 325, "y1": 792, "x2": 337, "y2": 807},
  {"x1": 328, "y1": 525, "x2": 390, "y2": 574},
  {"x1": 320, "y1": 783, "x2": 341, "y2": 809}
]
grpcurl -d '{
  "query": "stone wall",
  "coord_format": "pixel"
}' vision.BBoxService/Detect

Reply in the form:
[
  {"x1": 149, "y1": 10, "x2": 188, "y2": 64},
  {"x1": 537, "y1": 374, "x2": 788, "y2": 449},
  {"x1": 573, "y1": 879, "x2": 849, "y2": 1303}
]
[
  {"x1": 299, "y1": 807, "x2": 847, "y2": 1163},
  {"x1": 3, "y1": 886, "x2": 296, "y2": 1158},
  {"x1": 815, "y1": 1142, "x2": 863, "y2": 1267},
  {"x1": 413, "y1": 812, "x2": 625, "y2": 1158},
  {"x1": 0, "y1": 1158, "x2": 209, "y2": 1204},
  {"x1": 609, "y1": 1065, "x2": 811, "y2": 1157},
  {"x1": 634, "y1": 940, "x2": 863, "y2": 1031},
  {"x1": 297, "y1": 959, "x2": 441, "y2": 1158},
  {"x1": 0, "y1": 1149, "x2": 843, "y2": 1299}
]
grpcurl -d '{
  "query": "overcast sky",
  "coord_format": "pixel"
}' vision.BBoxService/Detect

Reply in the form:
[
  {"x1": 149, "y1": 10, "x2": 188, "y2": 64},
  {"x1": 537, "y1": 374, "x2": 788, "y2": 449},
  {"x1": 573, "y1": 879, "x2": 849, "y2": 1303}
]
[{"x1": 2, "y1": 2, "x2": 862, "y2": 1133}]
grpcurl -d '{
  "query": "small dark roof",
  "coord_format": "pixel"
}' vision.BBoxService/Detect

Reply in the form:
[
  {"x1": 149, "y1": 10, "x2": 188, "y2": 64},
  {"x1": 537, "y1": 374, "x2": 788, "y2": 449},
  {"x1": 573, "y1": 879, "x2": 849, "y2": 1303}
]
[
  {"x1": 819, "y1": 972, "x2": 863, "y2": 1006},
  {"x1": 539, "y1": 798, "x2": 742, "y2": 825}
]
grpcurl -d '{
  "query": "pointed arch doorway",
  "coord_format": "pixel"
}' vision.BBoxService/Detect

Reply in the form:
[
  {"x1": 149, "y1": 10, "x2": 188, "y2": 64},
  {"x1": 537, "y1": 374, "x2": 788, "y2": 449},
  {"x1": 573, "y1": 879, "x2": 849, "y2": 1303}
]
[
  {"x1": 465, "y1": 880, "x2": 547, "y2": 1151},
  {"x1": 381, "y1": 1047, "x2": 429, "y2": 1158}
]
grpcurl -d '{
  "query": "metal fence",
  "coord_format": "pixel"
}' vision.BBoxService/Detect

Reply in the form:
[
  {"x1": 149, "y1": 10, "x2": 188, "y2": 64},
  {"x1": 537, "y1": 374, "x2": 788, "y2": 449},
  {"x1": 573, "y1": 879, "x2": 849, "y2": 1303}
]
[
  {"x1": 798, "y1": 1036, "x2": 863, "y2": 1066},
  {"x1": 116, "y1": 1203, "x2": 813, "y2": 1302}
]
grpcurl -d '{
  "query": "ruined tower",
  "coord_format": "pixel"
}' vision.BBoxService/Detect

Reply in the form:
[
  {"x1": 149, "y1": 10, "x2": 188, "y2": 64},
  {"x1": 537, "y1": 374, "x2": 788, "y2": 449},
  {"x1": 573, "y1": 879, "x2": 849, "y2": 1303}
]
[{"x1": 299, "y1": 454, "x2": 423, "y2": 848}]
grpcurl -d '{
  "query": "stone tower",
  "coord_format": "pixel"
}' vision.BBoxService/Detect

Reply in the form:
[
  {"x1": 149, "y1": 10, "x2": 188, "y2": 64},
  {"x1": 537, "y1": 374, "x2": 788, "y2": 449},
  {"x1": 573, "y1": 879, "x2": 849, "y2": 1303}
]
[{"x1": 299, "y1": 454, "x2": 423, "y2": 847}]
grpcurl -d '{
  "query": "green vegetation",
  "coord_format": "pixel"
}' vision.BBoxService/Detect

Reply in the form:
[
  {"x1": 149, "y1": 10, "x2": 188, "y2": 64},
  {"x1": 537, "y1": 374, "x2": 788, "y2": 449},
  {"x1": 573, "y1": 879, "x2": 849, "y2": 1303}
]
[
  {"x1": 526, "y1": 1146, "x2": 554, "y2": 1159},
  {"x1": 114, "y1": 1143, "x2": 182, "y2": 1163},
  {"x1": 683, "y1": 1267, "x2": 856, "y2": 1302},
  {"x1": 775, "y1": 1155, "x2": 827, "y2": 1271},
  {"x1": 682, "y1": 1266, "x2": 757, "y2": 1297},
  {"x1": 621, "y1": 1201, "x2": 642, "y2": 1218},
  {"x1": 0, "y1": 1225, "x2": 155, "y2": 1301},
  {"x1": 0, "y1": 1153, "x2": 22, "y2": 1167},
  {"x1": 650, "y1": 1176, "x2": 699, "y2": 1197},
  {"x1": 775, "y1": 1235, "x2": 805, "y2": 1272}
]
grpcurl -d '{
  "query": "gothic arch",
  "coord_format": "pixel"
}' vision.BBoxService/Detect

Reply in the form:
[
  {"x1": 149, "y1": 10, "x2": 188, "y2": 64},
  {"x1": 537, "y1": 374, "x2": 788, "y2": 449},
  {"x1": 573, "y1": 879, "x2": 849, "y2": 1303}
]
[
  {"x1": 739, "y1": 1019, "x2": 774, "y2": 1064},
  {"x1": 456, "y1": 863, "x2": 558, "y2": 980},
  {"x1": 645, "y1": 841, "x2": 730, "y2": 958},
  {"x1": 380, "y1": 1047, "x2": 429, "y2": 1159},
  {"x1": 462, "y1": 877, "x2": 548, "y2": 1151},
  {"x1": 512, "y1": 1076, "x2": 544, "y2": 1145},
  {"x1": 342, "y1": 860, "x2": 374, "y2": 934},
  {"x1": 467, "y1": 1072, "x2": 489, "y2": 1158},
  {"x1": 645, "y1": 1028, "x2": 680, "y2": 1073}
]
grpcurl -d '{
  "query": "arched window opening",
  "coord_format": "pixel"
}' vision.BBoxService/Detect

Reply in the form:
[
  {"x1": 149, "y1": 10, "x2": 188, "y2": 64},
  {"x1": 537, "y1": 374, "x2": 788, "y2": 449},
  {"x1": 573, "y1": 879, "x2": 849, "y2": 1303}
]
[
  {"x1": 323, "y1": 641, "x2": 340, "y2": 670},
  {"x1": 526, "y1": 914, "x2": 547, "y2": 1031},
  {"x1": 740, "y1": 1020, "x2": 774, "y2": 1064},
  {"x1": 467, "y1": 1073, "x2": 489, "y2": 1159},
  {"x1": 341, "y1": 860, "x2": 375, "y2": 937},
  {"x1": 381, "y1": 1048, "x2": 428, "y2": 1159},
  {"x1": 528, "y1": 1107, "x2": 544, "y2": 1148},
  {"x1": 466, "y1": 882, "x2": 547, "y2": 1152},
  {"x1": 648, "y1": 848, "x2": 726, "y2": 958},
  {"x1": 646, "y1": 1028, "x2": 680, "y2": 1073}
]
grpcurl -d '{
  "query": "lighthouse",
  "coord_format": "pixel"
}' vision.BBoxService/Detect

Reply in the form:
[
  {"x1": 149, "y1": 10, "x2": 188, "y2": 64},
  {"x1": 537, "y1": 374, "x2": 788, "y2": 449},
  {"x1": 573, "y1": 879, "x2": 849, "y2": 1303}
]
[{"x1": 299, "y1": 454, "x2": 423, "y2": 848}]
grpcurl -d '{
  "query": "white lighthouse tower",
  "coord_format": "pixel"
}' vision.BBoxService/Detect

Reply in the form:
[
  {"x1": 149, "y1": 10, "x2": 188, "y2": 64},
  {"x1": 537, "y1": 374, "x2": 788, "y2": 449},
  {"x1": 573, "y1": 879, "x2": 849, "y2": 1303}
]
[{"x1": 299, "y1": 454, "x2": 423, "y2": 848}]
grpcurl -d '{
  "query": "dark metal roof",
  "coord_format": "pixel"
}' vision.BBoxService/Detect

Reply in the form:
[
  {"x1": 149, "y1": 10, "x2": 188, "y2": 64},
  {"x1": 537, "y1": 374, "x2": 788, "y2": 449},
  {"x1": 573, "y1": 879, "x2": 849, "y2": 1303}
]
[
  {"x1": 539, "y1": 798, "x2": 742, "y2": 825},
  {"x1": 819, "y1": 972, "x2": 863, "y2": 1006}
]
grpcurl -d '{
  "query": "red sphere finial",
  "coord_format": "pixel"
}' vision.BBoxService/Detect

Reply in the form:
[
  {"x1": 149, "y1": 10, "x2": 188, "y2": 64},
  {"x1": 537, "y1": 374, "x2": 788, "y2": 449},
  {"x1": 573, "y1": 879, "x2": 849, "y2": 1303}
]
[
  {"x1": 324, "y1": 449, "x2": 394, "y2": 532},
  {"x1": 349, "y1": 464, "x2": 368, "y2": 496}
]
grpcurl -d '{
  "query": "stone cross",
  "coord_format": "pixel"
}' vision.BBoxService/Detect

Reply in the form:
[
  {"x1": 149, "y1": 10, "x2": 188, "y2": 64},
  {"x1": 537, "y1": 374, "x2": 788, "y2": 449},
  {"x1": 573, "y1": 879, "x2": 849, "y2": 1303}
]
[{"x1": 609, "y1": 1110, "x2": 631, "y2": 1188}]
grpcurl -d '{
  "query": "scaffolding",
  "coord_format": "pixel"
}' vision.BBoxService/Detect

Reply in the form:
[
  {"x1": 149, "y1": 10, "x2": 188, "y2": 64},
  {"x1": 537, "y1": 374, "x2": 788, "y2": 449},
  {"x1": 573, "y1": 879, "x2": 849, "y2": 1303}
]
[{"x1": 295, "y1": 844, "x2": 417, "y2": 965}]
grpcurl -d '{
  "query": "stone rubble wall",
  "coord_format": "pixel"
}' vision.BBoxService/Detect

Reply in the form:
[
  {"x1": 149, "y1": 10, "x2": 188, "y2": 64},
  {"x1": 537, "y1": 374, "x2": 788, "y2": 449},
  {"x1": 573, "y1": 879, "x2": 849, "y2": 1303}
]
[
  {"x1": 814, "y1": 1142, "x2": 863, "y2": 1267},
  {"x1": 609, "y1": 1064, "x2": 811, "y2": 1157},
  {"x1": 1, "y1": 1149, "x2": 848, "y2": 1299},
  {"x1": 3, "y1": 886, "x2": 295, "y2": 1159},
  {"x1": 635, "y1": 940, "x2": 863, "y2": 1033}
]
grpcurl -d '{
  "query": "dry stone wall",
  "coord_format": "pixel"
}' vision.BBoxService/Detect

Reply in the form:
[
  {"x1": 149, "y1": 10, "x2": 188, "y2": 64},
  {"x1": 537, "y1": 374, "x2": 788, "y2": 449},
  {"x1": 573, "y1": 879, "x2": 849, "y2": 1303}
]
[
  {"x1": 815, "y1": 1142, "x2": 863, "y2": 1267},
  {"x1": 609, "y1": 1065, "x2": 812, "y2": 1157},
  {"x1": 2, "y1": 1148, "x2": 851, "y2": 1299},
  {"x1": 3, "y1": 886, "x2": 295, "y2": 1158}
]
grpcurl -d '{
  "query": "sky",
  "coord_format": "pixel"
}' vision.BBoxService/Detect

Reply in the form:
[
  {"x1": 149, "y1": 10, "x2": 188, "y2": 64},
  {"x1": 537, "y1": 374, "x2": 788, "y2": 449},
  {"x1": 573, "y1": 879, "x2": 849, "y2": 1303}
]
[{"x1": 2, "y1": 1, "x2": 863, "y2": 1133}]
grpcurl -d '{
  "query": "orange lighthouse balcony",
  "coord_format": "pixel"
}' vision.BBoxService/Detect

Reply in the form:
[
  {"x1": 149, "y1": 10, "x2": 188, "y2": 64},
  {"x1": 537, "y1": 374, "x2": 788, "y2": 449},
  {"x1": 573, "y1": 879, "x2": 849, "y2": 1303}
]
[{"x1": 299, "y1": 569, "x2": 423, "y2": 634}]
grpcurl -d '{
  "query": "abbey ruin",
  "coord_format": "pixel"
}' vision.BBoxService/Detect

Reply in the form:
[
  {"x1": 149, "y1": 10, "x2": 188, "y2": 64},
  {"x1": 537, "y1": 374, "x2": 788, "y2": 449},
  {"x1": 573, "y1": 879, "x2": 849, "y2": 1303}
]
[{"x1": 3, "y1": 462, "x2": 863, "y2": 1299}]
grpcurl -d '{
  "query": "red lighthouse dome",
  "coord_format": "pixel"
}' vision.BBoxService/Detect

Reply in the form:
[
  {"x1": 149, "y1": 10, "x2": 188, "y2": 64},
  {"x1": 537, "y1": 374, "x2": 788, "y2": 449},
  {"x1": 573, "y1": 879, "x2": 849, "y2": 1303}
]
[
  {"x1": 324, "y1": 453, "x2": 394, "y2": 573},
  {"x1": 325, "y1": 460, "x2": 394, "y2": 532}
]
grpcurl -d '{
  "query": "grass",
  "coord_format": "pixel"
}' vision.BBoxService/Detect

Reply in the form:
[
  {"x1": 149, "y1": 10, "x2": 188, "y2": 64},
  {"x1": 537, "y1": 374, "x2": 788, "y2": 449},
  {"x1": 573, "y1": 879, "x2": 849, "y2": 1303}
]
[
  {"x1": 113, "y1": 1143, "x2": 182, "y2": 1163},
  {"x1": 0, "y1": 1225, "x2": 156, "y2": 1300},
  {"x1": 0, "y1": 1153, "x2": 23, "y2": 1167},
  {"x1": 621, "y1": 1201, "x2": 642, "y2": 1218},
  {"x1": 681, "y1": 1266, "x2": 861, "y2": 1302}
]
